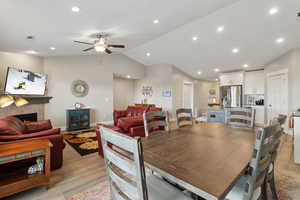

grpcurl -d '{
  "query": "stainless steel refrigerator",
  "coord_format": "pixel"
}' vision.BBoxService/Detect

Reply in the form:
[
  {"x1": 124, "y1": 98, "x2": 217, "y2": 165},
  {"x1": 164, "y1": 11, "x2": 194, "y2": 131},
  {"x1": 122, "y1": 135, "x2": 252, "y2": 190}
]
[{"x1": 220, "y1": 85, "x2": 243, "y2": 108}]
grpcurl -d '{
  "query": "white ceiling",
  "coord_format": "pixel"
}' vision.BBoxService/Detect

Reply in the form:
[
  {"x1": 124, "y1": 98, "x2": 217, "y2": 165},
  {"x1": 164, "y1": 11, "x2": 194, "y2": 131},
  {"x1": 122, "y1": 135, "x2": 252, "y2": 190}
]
[
  {"x1": 0, "y1": 0, "x2": 300, "y2": 80},
  {"x1": 0, "y1": 0, "x2": 237, "y2": 55},
  {"x1": 125, "y1": 0, "x2": 300, "y2": 80}
]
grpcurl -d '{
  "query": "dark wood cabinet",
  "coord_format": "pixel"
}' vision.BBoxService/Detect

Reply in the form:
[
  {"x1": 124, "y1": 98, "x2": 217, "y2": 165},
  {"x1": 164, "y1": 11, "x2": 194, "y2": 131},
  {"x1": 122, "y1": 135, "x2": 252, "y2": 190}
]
[
  {"x1": 66, "y1": 109, "x2": 90, "y2": 131},
  {"x1": 0, "y1": 139, "x2": 52, "y2": 198}
]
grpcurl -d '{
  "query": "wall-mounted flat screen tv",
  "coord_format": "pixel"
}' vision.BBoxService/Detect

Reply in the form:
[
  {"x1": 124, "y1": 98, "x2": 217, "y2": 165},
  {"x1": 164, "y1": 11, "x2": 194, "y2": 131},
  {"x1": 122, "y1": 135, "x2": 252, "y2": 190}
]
[{"x1": 4, "y1": 67, "x2": 47, "y2": 95}]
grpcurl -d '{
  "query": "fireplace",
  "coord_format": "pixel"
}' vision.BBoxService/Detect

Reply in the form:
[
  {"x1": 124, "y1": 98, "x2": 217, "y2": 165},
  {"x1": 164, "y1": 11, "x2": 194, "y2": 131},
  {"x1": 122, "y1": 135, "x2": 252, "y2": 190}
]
[{"x1": 13, "y1": 113, "x2": 38, "y2": 122}]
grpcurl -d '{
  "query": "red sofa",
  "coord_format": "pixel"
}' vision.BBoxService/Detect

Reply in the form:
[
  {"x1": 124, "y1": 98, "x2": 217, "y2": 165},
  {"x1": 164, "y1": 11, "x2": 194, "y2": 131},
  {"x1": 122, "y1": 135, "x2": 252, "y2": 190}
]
[
  {"x1": 96, "y1": 106, "x2": 162, "y2": 157},
  {"x1": 0, "y1": 116, "x2": 65, "y2": 170}
]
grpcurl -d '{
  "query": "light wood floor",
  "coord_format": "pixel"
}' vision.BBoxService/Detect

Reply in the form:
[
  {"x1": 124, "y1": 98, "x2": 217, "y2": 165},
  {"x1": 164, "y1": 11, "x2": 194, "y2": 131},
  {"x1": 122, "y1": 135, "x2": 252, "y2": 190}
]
[{"x1": 4, "y1": 130, "x2": 300, "y2": 200}]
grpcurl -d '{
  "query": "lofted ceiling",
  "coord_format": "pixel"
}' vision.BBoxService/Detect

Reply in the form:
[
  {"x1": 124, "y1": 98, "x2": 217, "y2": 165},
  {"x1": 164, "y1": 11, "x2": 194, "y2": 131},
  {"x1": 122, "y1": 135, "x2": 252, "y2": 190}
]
[
  {"x1": 125, "y1": 0, "x2": 300, "y2": 80},
  {"x1": 0, "y1": 0, "x2": 300, "y2": 80}
]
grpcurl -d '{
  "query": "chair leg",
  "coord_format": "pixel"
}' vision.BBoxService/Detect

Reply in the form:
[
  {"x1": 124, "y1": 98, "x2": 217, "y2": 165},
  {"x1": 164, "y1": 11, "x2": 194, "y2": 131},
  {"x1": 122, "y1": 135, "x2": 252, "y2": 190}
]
[
  {"x1": 269, "y1": 174, "x2": 279, "y2": 200},
  {"x1": 262, "y1": 179, "x2": 268, "y2": 200}
]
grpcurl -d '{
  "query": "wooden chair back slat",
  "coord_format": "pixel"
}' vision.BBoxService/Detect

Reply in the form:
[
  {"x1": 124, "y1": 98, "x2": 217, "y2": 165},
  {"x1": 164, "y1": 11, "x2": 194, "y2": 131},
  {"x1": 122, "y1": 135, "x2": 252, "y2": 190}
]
[
  {"x1": 143, "y1": 111, "x2": 169, "y2": 136},
  {"x1": 108, "y1": 166, "x2": 138, "y2": 200},
  {"x1": 176, "y1": 108, "x2": 193, "y2": 128},
  {"x1": 144, "y1": 111, "x2": 165, "y2": 119},
  {"x1": 277, "y1": 114, "x2": 287, "y2": 126},
  {"x1": 100, "y1": 126, "x2": 148, "y2": 200},
  {"x1": 103, "y1": 147, "x2": 136, "y2": 176},
  {"x1": 111, "y1": 182, "x2": 130, "y2": 200},
  {"x1": 270, "y1": 114, "x2": 287, "y2": 127},
  {"x1": 146, "y1": 120, "x2": 168, "y2": 131},
  {"x1": 225, "y1": 108, "x2": 255, "y2": 128}
]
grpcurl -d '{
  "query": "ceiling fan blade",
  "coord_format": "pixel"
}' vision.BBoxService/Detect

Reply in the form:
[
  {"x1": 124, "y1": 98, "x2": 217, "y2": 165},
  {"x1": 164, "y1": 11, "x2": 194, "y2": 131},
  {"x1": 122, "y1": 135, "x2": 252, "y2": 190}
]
[
  {"x1": 107, "y1": 44, "x2": 125, "y2": 48},
  {"x1": 74, "y1": 41, "x2": 94, "y2": 45},
  {"x1": 105, "y1": 48, "x2": 112, "y2": 54},
  {"x1": 83, "y1": 47, "x2": 94, "y2": 52}
]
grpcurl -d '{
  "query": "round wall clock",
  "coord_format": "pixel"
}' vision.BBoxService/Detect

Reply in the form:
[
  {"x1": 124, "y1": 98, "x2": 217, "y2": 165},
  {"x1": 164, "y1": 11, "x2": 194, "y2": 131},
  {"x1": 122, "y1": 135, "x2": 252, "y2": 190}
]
[
  {"x1": 209, "y1": 89, "x2": 216, "y2": 95},
  {"x1": 71, "y1": 80, "x2": 89, "y2": 97}
]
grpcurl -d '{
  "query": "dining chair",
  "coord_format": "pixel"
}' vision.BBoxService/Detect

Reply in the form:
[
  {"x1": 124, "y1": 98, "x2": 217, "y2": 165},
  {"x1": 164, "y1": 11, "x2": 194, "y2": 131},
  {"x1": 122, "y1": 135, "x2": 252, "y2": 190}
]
[
  {"x1": 225, "y1": 123, "x2": 282, "y2": 200},
  {"x1": 264, "y1": 121, "x2": 284, "y2": 200},
  {"x1": 143, "y1": 111, "x2": 169, "y2": 137},
  {"x1": 270, "y1": 114, "x2": 287, "y2": 127},
  {"x1": 225, "y1": 107, "x2": 256, "y2": 128},
  {"x1": 176, "y1": 108, "x2": 193, "y2": 128},
  {"x1": 195, "y1": 108, "x2": 207, "y2": 123},
  {"x1": 100, "y1": 126, "x2": 192, "y2": 200}
]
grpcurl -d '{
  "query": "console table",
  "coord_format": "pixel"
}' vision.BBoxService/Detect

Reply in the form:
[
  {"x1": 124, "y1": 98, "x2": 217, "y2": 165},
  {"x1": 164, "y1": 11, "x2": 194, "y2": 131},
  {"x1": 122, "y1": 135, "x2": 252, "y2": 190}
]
[
  {"x1": 0, "y1": 139, "x2": 52, "y2": 198},
  {"x1": 66, "y1": 108, "x2": 90, "y2": 131}
]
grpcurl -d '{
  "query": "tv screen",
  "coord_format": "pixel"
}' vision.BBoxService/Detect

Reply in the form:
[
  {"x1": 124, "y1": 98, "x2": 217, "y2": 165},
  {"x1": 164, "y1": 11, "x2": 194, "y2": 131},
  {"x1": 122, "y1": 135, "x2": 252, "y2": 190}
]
[{"x1": 4, "y1": 67, "x2": 47, "y2": 95}]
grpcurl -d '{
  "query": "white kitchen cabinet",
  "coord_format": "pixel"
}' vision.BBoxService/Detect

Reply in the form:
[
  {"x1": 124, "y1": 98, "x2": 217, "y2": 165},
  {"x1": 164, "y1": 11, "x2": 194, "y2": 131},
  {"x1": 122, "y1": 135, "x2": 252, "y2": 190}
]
[
  {"x1": 244, "y1": 70, "x2": 265, "y2": 94},
  {"x1": 252, "y1": 106, "x2": 265, "y2": 126},
  {"x1": 220, "y1": 72, "x2": 244, "y2": 86}
]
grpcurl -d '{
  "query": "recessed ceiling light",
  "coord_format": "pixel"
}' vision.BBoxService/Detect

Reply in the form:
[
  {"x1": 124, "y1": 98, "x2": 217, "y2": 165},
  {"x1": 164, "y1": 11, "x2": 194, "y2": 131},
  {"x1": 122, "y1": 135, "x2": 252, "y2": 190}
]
[
  {"x1": 192, "y1": 36, "x2": 198, "y2": 41},
  {"x1": 276, "y1": 37, "x2": 285, "y2": 43},
  {"x1": 72, "y1": 6, "x2": 80, "y2": 12},
  {"x1": 153, "y1": 19, "x2": 159, "y2": 24},
  {"x1": 217, "y1": 26, "x2": 224, "y2": 33},
  {"x1": 197, "y1": 71, "x2": 202, "y2": 75},
  {"x1": 146, "y1": 52, "x2": 151, "y2": 57},
  {"x1": 269, "y1": 7, "x2": 279, "y2": 15},
  {"x1": 243, "y1": 64, "x2": 249, "y2": 68},
  {"x1": 126, "y1": 75, "x2": 131, "y2": 79},
  {"x1": 214, "y1": 68, "x2": 220, "y2": 72},
  {"x1": 50, "y1": 47, "x2": 56, "y2": 50},
  {"x1": 25, "y1": 50, "x2": 38, "y2": 55},
  {"x1": 232, "y1": 48, "x2": 239, "y2": 54}
]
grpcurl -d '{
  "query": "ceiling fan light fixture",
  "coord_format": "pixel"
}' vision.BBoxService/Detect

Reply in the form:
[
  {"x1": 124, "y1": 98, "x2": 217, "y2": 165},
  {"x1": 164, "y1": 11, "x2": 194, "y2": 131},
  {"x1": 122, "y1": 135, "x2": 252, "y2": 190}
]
[{"x1": 95, "y1": 45, "x2": 106, "y2": 52}]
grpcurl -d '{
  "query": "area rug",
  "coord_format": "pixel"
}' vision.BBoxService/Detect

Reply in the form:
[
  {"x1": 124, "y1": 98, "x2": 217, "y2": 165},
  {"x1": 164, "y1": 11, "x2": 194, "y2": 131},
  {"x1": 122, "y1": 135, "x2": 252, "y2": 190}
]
[
  {"x1": 64, "y1": 131, "x2": 99, "y2": 156},
  {"x1": 67, "y1": 181, "x2": 110, "y2": 200}
]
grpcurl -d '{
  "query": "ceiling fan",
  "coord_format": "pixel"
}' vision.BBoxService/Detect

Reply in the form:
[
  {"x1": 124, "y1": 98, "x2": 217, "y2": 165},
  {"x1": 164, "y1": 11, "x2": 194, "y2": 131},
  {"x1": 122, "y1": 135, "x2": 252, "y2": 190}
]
[{"x1": 74, "y1": 34, "x2": 125, "y2": 54}]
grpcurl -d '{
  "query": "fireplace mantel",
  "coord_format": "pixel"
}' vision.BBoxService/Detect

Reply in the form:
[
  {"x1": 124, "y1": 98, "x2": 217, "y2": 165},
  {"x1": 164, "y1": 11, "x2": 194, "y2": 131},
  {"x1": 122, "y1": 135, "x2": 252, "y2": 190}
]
[
  {"x1": 0, "y1": 91, "x2": 52, "y2": 104},
  {"x1": 24, "y1": 96, "x2": 53, "y2": 104}
]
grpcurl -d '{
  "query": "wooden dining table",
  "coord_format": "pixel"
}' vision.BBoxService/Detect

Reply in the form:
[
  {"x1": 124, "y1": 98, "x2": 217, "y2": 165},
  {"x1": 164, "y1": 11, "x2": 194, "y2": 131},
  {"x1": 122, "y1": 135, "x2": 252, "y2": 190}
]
[{"x1": 142, "y1": 123, "x2": 256, "y2": 200}]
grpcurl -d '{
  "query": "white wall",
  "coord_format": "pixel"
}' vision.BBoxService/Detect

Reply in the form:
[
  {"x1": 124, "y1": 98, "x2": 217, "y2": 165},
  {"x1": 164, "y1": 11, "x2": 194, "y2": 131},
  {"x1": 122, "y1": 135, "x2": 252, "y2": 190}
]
[
  {"x1": 0, "y1": 52, "x2": 45, "y2": 119},
  {"x1": 0, "y1": 52, "x2": 44, "y2": 90},
  {"x1": 195, "y1": 81, "x2": 220, "y2": 110},
  {"x1": 113, "y1": 77, "x2": 135, "y2": 110},
  {"x1": 44, "y1": 54, "x2": 145, "y2": 128},
  {"x1": 134, "y1": 64, "x2": 173, "y2": 115},
  {"x1": 264, "y1": 49, "x2": 300, "y2": 114},
  {"x1": 134, "y1": 65, "x2": 220, "y2": 119}
]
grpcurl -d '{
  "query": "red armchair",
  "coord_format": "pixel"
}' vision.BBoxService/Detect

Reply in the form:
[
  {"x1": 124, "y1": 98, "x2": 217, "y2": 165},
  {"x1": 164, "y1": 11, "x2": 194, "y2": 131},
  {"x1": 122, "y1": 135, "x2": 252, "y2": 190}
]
[
  {"x1": 0, "y1": 116, "x2": 65, "y2": 170},
  {"x1": 96, "y1": 106, "x2": 162, "y2": 157}
]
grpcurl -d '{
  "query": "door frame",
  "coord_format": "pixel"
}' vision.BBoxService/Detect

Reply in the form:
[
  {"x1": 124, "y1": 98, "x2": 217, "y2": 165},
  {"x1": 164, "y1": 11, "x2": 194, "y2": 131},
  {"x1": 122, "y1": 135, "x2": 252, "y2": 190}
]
[
  {"x1": 182, "y1": 81, "x2": 194, "y2": 112},
  {"x1": 266, "y1": 68, "x2": 288, "y2": 127}
]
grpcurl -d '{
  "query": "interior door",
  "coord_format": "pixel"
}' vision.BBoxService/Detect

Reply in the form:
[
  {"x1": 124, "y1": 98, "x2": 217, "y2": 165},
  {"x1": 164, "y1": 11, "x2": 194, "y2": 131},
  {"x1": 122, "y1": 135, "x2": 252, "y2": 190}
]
[
  {"x1": 183, "y1": 82, "x2": 193, "y2": 110},
  {"x1": 267, "y1": 73, "x2": 288, "y2": 125}
]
